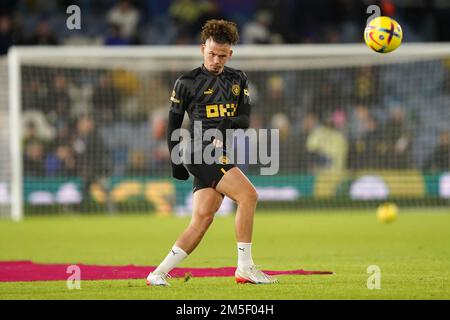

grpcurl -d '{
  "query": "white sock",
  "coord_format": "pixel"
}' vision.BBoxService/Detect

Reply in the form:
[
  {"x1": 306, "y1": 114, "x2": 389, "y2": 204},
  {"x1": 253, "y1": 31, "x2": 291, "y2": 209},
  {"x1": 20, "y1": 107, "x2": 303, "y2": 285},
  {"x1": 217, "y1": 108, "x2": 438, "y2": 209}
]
[
  {"x1": 153, "y1": 246, "x2": 188, "y2": 275},
  {"x1": 237, "y1": 242, "x2": 254, "y2": 270}
]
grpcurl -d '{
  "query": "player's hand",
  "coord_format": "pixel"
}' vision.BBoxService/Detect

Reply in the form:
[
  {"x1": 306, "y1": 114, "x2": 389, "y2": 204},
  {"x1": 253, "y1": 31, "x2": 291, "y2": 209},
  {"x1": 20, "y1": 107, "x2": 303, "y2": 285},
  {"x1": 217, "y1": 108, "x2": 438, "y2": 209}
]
[{"x1": 171, "y1": 164, "x2": 190, "y2": 180}]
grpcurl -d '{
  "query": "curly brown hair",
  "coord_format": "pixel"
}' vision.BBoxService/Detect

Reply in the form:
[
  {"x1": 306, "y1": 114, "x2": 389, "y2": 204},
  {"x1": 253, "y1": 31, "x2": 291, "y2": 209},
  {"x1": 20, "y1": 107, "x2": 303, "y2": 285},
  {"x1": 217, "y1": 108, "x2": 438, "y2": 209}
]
[{"x1": 200, "y1": 19, "x2": 239, "y2": 45}]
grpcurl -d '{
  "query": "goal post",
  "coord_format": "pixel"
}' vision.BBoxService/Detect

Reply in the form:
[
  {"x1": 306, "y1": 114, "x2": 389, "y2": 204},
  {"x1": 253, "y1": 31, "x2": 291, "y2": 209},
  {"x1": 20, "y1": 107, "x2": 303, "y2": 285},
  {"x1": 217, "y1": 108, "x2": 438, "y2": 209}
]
[
  {"x1": 5, "y1": 44, "x2": 450, "y2": 220},
  {"x1": 8, "y1": 49, "x2": 23, "y2": 221}
]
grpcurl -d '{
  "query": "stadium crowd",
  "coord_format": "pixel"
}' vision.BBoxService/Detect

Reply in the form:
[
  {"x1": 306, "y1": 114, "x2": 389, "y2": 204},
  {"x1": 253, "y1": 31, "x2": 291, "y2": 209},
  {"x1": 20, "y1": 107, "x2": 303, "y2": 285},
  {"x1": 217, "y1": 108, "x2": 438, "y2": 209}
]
[
  {"x1": 20, "y1": 60, "x2": 450, "y2": 179},
  {"x1": 2, "y1": 0, "x2": 449, "y2": 179},
  {"x1": 1, "y1": 0, "x2": 450, "y2": 55}
]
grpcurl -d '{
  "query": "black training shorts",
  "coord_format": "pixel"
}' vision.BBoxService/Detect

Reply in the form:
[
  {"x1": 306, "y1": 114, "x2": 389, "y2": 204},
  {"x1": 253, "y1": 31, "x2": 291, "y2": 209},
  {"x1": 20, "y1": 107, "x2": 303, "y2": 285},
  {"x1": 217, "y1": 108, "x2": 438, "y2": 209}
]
[{"x1": 184, "y1": 149, "x2": 235, "y2": 193}]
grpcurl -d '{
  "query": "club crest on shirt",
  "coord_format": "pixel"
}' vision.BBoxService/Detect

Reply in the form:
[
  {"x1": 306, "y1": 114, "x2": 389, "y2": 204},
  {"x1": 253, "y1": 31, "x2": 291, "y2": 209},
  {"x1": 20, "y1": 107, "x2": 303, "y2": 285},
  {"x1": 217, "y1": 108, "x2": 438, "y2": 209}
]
[{"x1": 232, "y1": 84, "x2": 240, "y2": 96}]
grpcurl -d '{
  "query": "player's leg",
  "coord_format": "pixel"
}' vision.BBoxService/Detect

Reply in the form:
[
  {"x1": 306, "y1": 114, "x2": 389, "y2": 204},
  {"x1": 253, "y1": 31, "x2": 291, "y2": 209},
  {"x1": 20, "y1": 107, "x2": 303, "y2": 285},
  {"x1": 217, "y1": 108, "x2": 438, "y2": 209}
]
[
  {"x1": 147, "y1": 188, "x2": 223, "y2": 286},
  {"x1": 216, "y1": 167, "x2": 256, "y2": 243},
  {"x1": 216, "y1": 167, "x2": 278, "y2": 284},
  {"x1": 174, "y1": 188, "x2": 223, "y2": 254}
]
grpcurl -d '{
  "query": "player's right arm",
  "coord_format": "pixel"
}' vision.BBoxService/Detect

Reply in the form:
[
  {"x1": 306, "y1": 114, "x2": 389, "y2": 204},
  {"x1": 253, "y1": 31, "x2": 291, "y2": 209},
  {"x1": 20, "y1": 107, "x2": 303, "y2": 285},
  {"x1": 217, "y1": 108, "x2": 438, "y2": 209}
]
[{"x1": 167, "y1": 77, "x2": 192, "y2": 180}]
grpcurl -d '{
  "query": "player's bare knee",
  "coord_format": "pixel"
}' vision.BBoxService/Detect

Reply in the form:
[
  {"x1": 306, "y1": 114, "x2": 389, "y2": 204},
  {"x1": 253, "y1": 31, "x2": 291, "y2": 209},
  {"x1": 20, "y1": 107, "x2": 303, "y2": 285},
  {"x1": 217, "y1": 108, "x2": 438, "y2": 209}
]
[
  {"x1": 236, "y1": 187, "x2": 258, "y2": 205},
  {"x1": 245, "y1": 184, "x2": 258, "y2": 201},
  {"x1": 251, "y1": 187, "x2": 259, "y2": 201},
  {"x1": 193, "y1": 210, "x2": 215, "y2": 227}
]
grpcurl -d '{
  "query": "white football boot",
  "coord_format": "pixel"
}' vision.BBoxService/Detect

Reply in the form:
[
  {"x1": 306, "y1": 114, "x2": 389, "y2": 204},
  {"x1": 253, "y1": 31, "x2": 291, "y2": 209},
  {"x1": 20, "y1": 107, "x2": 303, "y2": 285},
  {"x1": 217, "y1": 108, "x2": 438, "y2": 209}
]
[
  {"x1": 146, "y1": 272, "x2": 170, "y2": 286},
  {"x1": 235, "y1": 265, "x2": 279, "y2": 284}
]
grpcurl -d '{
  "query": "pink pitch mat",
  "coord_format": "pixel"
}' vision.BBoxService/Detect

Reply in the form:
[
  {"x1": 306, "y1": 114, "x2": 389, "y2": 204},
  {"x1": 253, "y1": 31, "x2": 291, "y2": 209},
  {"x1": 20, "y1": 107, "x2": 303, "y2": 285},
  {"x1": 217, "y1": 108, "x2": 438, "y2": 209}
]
[{"x1": 0, "y1": 261, "x2": 333, "y2": 282}]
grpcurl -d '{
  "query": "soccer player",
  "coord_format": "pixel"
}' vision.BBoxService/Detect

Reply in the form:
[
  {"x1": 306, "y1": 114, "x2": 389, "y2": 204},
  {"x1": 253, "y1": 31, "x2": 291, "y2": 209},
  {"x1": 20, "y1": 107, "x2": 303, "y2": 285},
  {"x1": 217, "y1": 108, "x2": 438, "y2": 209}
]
[{"x1": 146, "y1": 19, "x2": 277, "y2": 286}]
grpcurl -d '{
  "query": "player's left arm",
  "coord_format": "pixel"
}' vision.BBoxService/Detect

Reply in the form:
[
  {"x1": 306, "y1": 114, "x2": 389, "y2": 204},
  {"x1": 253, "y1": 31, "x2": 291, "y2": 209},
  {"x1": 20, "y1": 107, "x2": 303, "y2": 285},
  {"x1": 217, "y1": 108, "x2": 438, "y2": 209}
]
[
  {"x1": 216, "y1": 72, "x2": 251, "y2": 138},
  {"x1": 229, "y1": 71, "x2": 251, "y2": 129}
]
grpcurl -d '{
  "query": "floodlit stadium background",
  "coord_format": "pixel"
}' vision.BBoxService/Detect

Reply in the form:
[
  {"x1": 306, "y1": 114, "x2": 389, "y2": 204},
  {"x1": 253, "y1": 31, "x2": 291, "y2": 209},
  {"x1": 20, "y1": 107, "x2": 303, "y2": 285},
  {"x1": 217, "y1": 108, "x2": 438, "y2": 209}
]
[{"x1": 0, "y1": 0, "x2": 449, "y2": 218}]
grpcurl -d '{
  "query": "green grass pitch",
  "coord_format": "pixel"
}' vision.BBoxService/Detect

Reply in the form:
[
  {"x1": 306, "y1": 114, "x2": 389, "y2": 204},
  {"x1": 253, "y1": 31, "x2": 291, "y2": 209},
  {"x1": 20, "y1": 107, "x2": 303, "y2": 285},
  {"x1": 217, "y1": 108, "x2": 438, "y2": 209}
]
[{"x1": 0, "y1": 209, "x2": 449, "y2": 300}]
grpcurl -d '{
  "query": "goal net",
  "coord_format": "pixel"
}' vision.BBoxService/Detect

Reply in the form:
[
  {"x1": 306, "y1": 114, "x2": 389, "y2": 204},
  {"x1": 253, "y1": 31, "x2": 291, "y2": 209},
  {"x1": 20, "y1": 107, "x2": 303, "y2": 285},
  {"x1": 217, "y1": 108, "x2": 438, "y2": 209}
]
[{"x1": 5, "y1": 44, "x2": 450, "y2": 219}]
